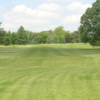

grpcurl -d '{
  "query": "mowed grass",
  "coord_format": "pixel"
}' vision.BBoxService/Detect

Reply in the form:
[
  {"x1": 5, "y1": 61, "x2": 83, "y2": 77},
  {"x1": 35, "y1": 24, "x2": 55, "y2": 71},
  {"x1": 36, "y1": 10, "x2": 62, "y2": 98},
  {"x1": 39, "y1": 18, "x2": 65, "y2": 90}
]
[{"x1": 0, "y1": 43, "x2": 100, "y2": 100}]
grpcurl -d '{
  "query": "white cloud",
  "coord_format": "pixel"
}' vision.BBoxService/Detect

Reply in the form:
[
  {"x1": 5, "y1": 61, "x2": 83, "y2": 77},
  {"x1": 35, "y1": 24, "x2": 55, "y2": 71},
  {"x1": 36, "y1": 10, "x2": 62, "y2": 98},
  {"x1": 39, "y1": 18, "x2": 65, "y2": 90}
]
[
  {"x1": 32, "y1": 25, "x2": 58, "y2": 32},
  {"x1": 66, "y1": 2, "x2": 92, "y2": 14},
  {"x1": 0, "y1": 6, "x2": 6, "y2": 16},
  {"x1": 1, "y1": 1, "x2": 93, "y2": 32},
  {"x1": 37, "y1": 3, "x2": 63, "y2": 12},
  {"x1": 43, "y1": 25, "x2": 58, "y2": 31},
  {"x1": 0, "y1": 6, "x2": 6, "y2": 11},
  {"x1": 8, "y1": 5, "x2": 61, "y2": 19},
  {"x1": 61, "y1": 14, "x2": 82, "y2": 31},
  {"x1": 3, "y1": 4, "x2": 62, "y2": 31},
  {"x1": 61, "y1": 2, "x2": 92, "y2": 28},
  {"x1": 62, "y1": 14, "x2": 81, "y2": 23}
]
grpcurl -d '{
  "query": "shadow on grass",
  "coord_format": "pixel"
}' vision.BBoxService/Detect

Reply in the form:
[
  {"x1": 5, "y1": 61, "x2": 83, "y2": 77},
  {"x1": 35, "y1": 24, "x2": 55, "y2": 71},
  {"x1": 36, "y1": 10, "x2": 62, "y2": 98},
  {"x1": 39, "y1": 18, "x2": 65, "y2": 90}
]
[{"x1": 20, "y1": 46, "x2": 100, "y2": 57}]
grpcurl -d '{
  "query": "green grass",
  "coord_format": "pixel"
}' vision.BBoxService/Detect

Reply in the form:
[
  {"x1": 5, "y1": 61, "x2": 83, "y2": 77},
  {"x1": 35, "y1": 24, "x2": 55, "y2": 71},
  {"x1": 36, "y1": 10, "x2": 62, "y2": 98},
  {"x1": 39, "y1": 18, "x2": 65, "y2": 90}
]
[{"x1": 0, "y1": 43, "x2": 100, "y2": 100}]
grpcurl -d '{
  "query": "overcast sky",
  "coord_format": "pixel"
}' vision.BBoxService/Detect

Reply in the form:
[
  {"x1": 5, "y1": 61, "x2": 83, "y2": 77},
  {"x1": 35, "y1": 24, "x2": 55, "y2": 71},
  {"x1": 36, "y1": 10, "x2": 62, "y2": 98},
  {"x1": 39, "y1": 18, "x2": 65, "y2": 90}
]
[{"x1": 0, "y1": 0, "x2": 95, "y2": 32}]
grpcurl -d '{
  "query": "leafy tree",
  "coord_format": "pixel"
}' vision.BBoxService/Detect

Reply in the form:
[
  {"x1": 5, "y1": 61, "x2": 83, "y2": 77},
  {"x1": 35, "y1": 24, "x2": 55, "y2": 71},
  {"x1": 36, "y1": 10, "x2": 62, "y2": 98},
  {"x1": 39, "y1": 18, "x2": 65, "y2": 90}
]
[
  {"x1": 0, "y1": 22, "x2": 6, "y2": 44},
  {"x1": 11, "y1": 32, "x2": 17, "y2": 45},
  {"x1": 25, "y1": 31, "x2": 35, "y2": 44},
  {"x1": 0, "y1": 30, "x2": 6, "y2": 45},
  {"x1": 64, "y1": 31, "x2": 72, "y2": 43},
  {"x1": 4, "y1": 31, "x2": 11, "y2": 45},
  {"x1": 17, "y1": 26, "x2": 28, "y2": 45},
  {"x1": 47, "y1": 34, "x2": 55, "y2": 43},
  {"x1": 71, "y1": 31, "x2": 81, "y2": 43},
  {"x1": 79, "y1": 0, "x2": 100, "y2": 46},
  {"x1": 53, "y1": 26, "x2": 66, "y2": 43},
  {"x1": 33, "y1": 31, "x2": 49, "y2": 44}
]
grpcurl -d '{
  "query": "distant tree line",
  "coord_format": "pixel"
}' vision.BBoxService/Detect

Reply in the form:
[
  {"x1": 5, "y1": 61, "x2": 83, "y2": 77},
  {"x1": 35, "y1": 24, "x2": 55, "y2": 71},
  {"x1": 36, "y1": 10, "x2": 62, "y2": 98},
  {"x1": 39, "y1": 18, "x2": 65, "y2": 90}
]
[{"x1": 0, "y1": 25, "x2": 80, "y2": 45}]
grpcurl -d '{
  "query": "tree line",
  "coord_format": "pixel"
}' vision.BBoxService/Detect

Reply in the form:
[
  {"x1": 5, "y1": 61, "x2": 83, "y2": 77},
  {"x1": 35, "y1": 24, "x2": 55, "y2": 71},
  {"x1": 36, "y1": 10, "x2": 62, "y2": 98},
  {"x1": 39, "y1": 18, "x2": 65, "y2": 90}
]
[{"x1": 0, "y1": 25, "x2": 80, "y2": 45}]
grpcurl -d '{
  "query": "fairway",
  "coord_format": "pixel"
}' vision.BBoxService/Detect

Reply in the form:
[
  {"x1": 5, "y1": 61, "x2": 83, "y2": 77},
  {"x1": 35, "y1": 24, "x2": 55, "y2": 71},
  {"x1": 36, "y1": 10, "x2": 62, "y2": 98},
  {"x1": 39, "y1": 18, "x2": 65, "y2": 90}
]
[{"x1": 0, "y1": 43, "x2": 100, "y2": 100}]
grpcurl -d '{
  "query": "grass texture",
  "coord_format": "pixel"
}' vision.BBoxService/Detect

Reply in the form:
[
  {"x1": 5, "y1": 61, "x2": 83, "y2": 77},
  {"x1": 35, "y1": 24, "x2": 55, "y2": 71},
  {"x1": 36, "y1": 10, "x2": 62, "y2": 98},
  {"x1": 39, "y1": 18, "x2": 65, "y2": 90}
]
[{"x1": 0, "y1": 43, "x2": 100, "y2": 100}]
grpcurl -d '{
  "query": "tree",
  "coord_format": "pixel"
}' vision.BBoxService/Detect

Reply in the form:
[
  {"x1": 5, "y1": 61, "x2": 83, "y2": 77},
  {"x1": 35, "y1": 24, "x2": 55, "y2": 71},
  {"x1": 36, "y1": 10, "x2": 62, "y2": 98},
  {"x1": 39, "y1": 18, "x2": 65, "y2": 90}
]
[
  {"x1": 0, "y1": 22, "x2": 6, "y2": 44},
  {"x1": 17, "y1": 26, "x2": 28, "y2": 45},
  {"x1": 64, "y1": 31, "x2": 73, "y2": 43},
  {"x1": 4, "y1": 31, "x2": 11, "y2": 45},
  {"x1": 33, "y1": 31, "x2": 49, "y2": 44},
  {"x1": 11, "y1": 32, "x2": 17, "y2": 45},
  {"x1": 47, "y1": 34, "x2": 55, "y2": 43},
  {"x1": 79, "y1": 0, "x2": 100, "y2": 46},
  {"x1": 53, "y1": 26, "x2": 66, "y2": 43},
  {"x1": 25, "y1": 31, "x2": 35, "y2": 44},
  {"x1": 71, "y1": 31, "x2": 81, "y2": 43}
]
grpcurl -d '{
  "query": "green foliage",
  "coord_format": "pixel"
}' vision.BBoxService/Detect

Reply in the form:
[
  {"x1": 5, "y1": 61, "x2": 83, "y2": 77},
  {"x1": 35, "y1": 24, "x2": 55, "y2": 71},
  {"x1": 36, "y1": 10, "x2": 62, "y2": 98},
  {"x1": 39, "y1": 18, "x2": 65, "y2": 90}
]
[
  {"x1": 26, "y1": 31, "x2": 35, "y2": 44},
  {"x1": 47, "y1": 34, "x2": 55, "y2": 43},
  {"x1": 33, "y1": 31, "x2": 49, "y2": 44},
  {"x1": 0, "y1": 22, "x2": 6, "y2": 44},
  {"x1": 17, "y1": 26, "x2": 28, "y2": 45},
  {"x1": 4, "y1": 31, "x2": 11, "y2": 45},
  {"x1": 0, "y1": 23, "x2": 81, "y2": 45},
  {"x1": 64, "y1": 31, "x2": 72, "y2": 43},
  {"x1": 71, "y1": 31, "x2": 81, "y2": 43},
  {"x1": 0, "y1": 30, "x2": 6, "y2": 44},
  {"x1": 79, "y1": 0, "x2": 100, "y2": 46},
  {"x1": 53, "y1": 26, "x2": 66, "y2": 43},
  {"x1": 11, "y1": 32, "x2": 17, "y2": 45}
]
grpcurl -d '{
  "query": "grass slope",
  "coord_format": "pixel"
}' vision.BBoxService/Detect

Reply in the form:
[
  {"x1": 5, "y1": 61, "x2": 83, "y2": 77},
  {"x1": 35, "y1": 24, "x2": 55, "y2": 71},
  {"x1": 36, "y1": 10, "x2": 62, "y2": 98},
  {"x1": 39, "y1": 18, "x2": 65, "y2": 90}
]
[{"x1": 0, "y1": 43, "x2": 100, "y2": 100}]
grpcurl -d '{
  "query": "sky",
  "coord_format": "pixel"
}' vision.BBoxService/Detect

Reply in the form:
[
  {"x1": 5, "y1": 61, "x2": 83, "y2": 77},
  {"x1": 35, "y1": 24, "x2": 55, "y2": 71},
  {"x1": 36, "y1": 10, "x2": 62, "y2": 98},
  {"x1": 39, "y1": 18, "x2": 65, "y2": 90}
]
[{"x1": 0, "y1": 0, "x2": 96, "y2": 32}]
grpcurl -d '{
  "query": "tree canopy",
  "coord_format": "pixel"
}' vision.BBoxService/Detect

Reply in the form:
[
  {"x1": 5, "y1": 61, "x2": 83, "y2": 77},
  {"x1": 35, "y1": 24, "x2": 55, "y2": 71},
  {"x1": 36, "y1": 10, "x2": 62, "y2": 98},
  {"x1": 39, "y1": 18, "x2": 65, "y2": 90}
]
[
  {"x1": 0, "y1": 25, "x2": 80, "y2": 45},
  {"x1": 17, "y1": 26, "x2": 28, "y2": 45},
  {"x1": 79, "y1": 0, "x2": 100, "y2": 46},
  {"x1": 0, "y1": 22, "x2": 6, "y2": 45}
]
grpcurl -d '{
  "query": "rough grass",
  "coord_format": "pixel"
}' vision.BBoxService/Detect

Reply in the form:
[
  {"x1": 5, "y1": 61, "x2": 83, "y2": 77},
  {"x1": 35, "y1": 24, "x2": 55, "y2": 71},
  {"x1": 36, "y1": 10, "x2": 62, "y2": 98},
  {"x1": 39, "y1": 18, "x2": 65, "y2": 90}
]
[{"x1": 0, "y1": 43, "x2": 100, "y2": 100}]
